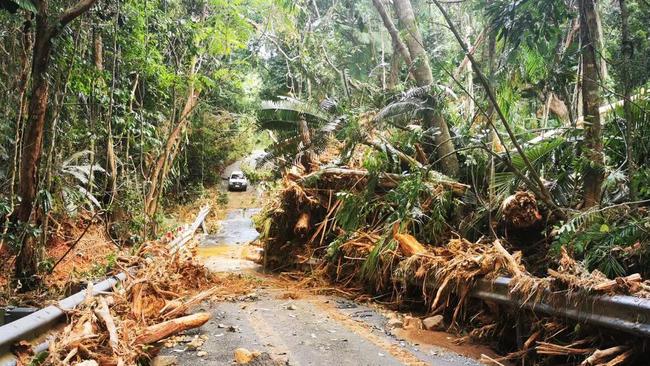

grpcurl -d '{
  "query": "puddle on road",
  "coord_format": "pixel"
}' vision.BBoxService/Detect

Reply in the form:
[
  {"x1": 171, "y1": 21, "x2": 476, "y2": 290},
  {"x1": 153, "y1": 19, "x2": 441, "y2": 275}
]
[
  {"x1": 197, "y1": 207, "x2": 262, "y2": 273},
  {"x1": 201, "y1": 208, "x2": 261, "y2": 246},
  {"x1": 197, "y1": 246, "x2": 231, "y2": 257}
]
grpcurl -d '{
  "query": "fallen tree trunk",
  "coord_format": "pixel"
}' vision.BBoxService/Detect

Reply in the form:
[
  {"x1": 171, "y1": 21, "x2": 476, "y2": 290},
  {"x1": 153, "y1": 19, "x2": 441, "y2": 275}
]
[
  {"x1": 299, "y1": 167, "x2": 401, "y2": 188},
  {"x1": 299, "y1": 167, "x2": 468, "y2": 195},
  {"x1": 162, "y1": 287, "x2": 218, "y2": 319},
  {"x1": 593, "y1": 273, "x2": 642, "y2": 292},
  {"x1": 134, "y1": 312, "x2": 211, "y2": 345},
  {"x1": 394, "y1": 232, "x2": 427, "y2": 257}
]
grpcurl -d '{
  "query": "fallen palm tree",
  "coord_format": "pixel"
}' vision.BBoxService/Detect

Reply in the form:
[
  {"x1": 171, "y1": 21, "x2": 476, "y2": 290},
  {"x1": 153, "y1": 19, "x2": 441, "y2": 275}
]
[{"x1": 299, "y1": 167, "x2": 469, "y2": 195}]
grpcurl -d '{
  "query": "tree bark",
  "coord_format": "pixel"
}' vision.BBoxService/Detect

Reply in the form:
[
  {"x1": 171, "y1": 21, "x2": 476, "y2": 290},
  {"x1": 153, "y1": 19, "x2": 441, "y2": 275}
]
[
  {"x1": 134, "y1": 312, "x2": 211, "y2": 345},
  {"x1": 391, "y1": 0, "x2": 460, "y2": 177},
  {"x1": 619, "y1": 0, "x2": 636, "y2": 200},
  {"x1": 99, "y1": 19, "x2": 119, "y2": 207},
  {"x1": 0, "y1": 19, "x2": 33, "y2": 255},
  {"x1": 14, "y1": 0, "x2": 98, "y2": 286},
  {"x1": 372, "y1": 0, "x2": 412, "y2": 66},
  {"x1": 15, "y1": 5, "x2": 54, "y2": 284},
  {"x1": 298, "y1": 115, "x2": 318, "y2": 172},
  {"x1": 578, "y1": 0, "x2": 604, "y2": 208},
  {"x1": 145, "y1": 58, "x2": 200, "y2": 217}
]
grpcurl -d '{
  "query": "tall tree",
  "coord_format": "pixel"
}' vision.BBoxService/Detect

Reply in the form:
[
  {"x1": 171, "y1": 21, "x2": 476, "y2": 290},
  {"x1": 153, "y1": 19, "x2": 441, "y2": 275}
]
[
  {"x1": 619, "y1": 0, "x2": 636, "y2": 200},
  {"x1": 578, "y1": 0, "x2": 604, "y2": 208},
  {"x1": 145, "y1": 57, "x2": 201, "y2": 218},
  {"x1": 390, "y1": 0, "x2": 460, "y2": 177},
  {"x1": 14, "y1": 0, "x2": 98, "y2": 286},
  {"x1": 371, "y1": 0, "x2": 412, "y2": 67}
]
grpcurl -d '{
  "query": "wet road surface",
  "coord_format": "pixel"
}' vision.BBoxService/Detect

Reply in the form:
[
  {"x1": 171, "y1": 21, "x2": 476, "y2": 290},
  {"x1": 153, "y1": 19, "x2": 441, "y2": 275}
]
[
  {"x1": 163, "y1": 174, "x2": 488, "y2": 365},
  {"x1": 165, "y1": 291, "x2": 487, "y2": 366},
  {"x1": 197, "y1": 207, "x2": 261, "y2": 273}
]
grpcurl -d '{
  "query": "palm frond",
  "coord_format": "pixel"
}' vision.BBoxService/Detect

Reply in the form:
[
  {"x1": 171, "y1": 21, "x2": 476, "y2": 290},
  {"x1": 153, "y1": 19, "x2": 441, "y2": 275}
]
[
  {"x1": 62, "y1": 150, "x2": 94, "y2": 166},
  {"x1": 402, "y1": 85, "x2": 432, "y2": 100},
  {"x1": 320, "y1": 116, "x2": 347, "y2": 134},
  {"x1": 258, "y1": 97, "x2": 331, "y2": 130},
  {"x1": 492, "y1": 137, "x2": 566, "y2": 196},
  {"x1": 319, "y1": 97, "x2": 339, "y2": 113},
  {"x1": 373, "y1": 99, "x2": 426, "y2": 125},
  {"x1": 256, "y1": 135, "x2": 301, "y2": 168},
  {"x1": 510, "y1": 137, "x2": 565, "y2": 170},
  {"x1": 12, "y1": 0, "x2": 37, "y2": 12}
]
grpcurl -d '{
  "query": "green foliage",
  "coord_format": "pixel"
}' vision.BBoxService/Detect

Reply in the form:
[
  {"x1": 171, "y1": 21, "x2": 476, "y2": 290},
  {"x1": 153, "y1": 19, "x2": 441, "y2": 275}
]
[
  {"x1": 216, "y1": 191, "x2": 229, "y2": 207},
  {"x1": 492, "y1": 137, "x2": 566, "y2": 197},
  {"x1": 633, "y1": 167, "x2": 650, "y2": 200},
  {"x1": 11, "y1": 0, "x2": 37, "y2": 12},
  {"x1": 360, "y1": 236, "x2": 396, "y2": 287},
  {"x1": 182, "y1": 112, "x2": 254, "y2": 187},
  {"x1": 326, "y1": 233, "x2": 348, "y2": 259},
  {"x1": 553, "y1": 211, "x2": 650, "y2": 278},
  {"x1": 484, "y1": 0, "x2": 572, "y2": 52},
  {"x1": 28, "y1": 351, "x2": 49, "y2": 366},
  {"x1": 2, "y1": 0, "x2": 650, "y2": 287},
  {"x1": 257, "y1": 96, "x2": 349, "y2": 167},
  {"x1": 37, "y1": 257, "x2": 54, "y2": 274},
  {"x1": 241, "y1": 163, "x2": 274, "y2": 184},
  {"x1": 335, "y1": 191, "x2": 369, "y2": 232},
  {"x1": 259, "y1": 98, "x2": 331, "y2": 131},
  {"x1": 606, "y1": 1, "x2": 650, "y2": 91}
]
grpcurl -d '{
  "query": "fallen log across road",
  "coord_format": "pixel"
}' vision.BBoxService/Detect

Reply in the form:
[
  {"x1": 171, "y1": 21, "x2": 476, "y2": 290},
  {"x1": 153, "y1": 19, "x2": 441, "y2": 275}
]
[{"x1": 298, "y1": 167, "x2": 469, "y2": 195}]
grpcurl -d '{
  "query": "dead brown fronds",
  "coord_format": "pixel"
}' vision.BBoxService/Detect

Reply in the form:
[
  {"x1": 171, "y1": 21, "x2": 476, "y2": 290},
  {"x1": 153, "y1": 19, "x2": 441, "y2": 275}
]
[
  {"x1": 393, "y1": 238, "x2": 528, "y2": 314},
  {"x1": 535, "y1": 340, "x2": 595, "y2": 356},
  {"x1": 546, "y1": 247, "x2": 650, "y2": 297}
]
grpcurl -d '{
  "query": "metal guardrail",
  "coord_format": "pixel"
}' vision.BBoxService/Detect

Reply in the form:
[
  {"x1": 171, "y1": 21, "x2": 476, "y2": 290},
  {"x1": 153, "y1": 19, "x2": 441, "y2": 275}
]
[
  {"x1": 0, "y1": 272, "x2": 127, "y2": 364},
  {"x1": 472, "y1": 276, "x2": 650, "y2": 338},
  {"x1": 4, "y1": 205, "x2": 649, "y2": 363},
  {"x1": 168, "y1": 205, "x2": 211, "y2": 252}
]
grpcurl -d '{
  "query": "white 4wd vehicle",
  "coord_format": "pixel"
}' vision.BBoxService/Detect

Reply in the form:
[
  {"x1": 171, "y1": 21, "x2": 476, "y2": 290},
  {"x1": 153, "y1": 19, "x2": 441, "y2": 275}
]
[{"x1": 228, "y1": 171, "x2": 248, "y2": 191}]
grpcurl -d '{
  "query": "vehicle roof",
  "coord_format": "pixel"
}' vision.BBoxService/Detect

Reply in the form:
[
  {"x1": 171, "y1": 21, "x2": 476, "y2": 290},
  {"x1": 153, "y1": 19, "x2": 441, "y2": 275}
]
[{"x1": 230, "y1": 171, "x2": 244, "y2": 176}]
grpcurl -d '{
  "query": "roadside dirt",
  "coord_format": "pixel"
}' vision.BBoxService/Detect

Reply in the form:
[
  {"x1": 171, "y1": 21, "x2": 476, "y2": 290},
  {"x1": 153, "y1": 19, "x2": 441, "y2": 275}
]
[{"x1": 1, "y1": 218, "x2": 118, "y2": 305}]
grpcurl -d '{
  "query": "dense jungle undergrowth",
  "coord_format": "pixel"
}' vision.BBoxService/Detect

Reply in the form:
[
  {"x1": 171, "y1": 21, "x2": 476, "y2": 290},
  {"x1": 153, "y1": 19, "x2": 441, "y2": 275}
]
[{"x1": 1, "y1": 0, "x2": 650, "y2": 365}]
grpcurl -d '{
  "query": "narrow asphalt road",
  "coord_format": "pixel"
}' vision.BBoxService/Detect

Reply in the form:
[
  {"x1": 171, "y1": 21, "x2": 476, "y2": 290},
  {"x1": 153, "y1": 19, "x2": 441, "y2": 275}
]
[{"x1": 161, "y1": 163, "x2": 490, "y2": 365}]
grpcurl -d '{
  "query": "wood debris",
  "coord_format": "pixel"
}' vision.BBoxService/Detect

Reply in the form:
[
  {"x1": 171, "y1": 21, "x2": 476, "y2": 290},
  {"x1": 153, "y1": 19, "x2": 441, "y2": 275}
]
[
  {"x1": 258, "y1": 166, "x2": 649, "y2": 365},
  {"x1": 40, "y1": 237, "x2": 217, "y2": 365},
  {"x1": 393, "y1": 232, "x2": 427, "y2": 257}
]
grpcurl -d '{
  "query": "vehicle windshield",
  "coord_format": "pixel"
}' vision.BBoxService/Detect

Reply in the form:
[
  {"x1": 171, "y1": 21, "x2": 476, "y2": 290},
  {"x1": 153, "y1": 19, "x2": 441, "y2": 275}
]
[{"x1": 231, "y1": 173, "x2": 244, "y2": 179}]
